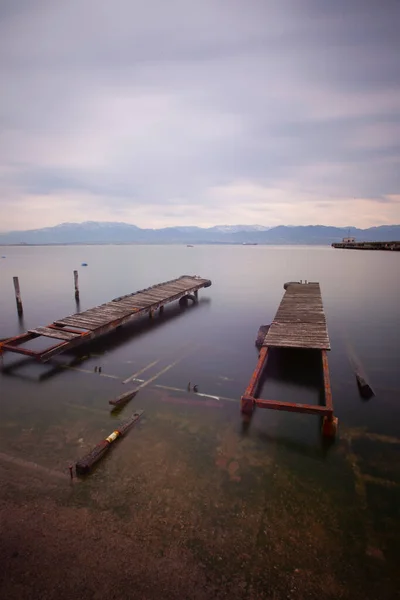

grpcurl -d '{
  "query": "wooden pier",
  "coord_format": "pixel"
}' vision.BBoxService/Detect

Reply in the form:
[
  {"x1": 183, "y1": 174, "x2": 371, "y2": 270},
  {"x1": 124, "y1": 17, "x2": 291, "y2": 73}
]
[
  {"x1": 241, "y1": 282, "x2": 338, "y2": 437},
  {"x1": 0, "y1": 275, "x2": 211, "y2": 362}
]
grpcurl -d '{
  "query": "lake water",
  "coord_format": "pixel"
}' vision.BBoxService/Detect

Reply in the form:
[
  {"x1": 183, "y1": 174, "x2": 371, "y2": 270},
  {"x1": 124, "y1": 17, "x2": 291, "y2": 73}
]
[{"x1": 0, "y1": 244, "x2": 399, "y2": 599}]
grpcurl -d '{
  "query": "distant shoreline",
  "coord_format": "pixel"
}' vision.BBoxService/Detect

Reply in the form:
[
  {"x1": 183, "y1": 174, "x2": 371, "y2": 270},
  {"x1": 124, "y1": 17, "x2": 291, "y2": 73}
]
[{"x1": 0, "y1": 242, "x2": 333, "y2": 247}]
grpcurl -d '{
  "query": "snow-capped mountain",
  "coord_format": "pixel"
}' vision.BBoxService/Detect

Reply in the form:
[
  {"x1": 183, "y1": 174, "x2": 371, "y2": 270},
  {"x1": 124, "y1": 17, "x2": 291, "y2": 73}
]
[{"x1": 208, "y1": 225, "x2": 270, "y2": 233}]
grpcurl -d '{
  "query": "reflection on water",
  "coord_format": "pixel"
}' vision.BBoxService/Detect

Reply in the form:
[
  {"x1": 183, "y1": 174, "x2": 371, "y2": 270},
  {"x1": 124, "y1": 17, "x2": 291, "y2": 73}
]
[{"x1": 0, "y1": 244, "x2": 399, "y2": 597}]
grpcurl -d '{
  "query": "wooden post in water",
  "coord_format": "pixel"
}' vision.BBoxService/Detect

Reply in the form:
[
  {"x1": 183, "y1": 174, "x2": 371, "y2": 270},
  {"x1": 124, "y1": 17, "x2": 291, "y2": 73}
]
[
  {"x1": 73, "y1": 270, "x2": 79, "y2": 300},
  {"x1": 75, "y1": 410, "x2": 144, "y2": 475},
  {"x1": 13, "y1": 277, "x2": 23, "y2": 315}
]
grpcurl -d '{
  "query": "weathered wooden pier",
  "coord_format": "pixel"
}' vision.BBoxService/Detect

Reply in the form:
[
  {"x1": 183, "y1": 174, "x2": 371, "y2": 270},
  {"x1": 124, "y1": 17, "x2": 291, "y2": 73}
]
[
  {"x1": 241, "y1": 282, "x2": 338, "y2": 437},
  {"x1": 0, "y1": 275, "x2": 211, "y2": 362}
]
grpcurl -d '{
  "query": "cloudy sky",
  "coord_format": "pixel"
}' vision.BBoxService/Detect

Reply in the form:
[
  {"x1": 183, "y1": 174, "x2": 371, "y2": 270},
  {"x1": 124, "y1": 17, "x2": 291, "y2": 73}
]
[{"x1": 0, "y1": 0, "x2": 399, "y2": 231}]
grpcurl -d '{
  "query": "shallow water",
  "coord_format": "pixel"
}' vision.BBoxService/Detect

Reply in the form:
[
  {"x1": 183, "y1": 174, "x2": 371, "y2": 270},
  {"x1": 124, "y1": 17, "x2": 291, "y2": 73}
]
[{"x1": 0, "y1": 244, "x2": 399, "y2": 598}]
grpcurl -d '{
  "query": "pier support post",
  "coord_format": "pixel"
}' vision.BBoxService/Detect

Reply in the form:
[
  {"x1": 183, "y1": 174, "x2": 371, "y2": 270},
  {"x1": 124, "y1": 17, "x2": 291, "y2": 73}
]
[
  {"x1": 13, "y1": 277, "x2": 23, "y2": 315},
  {"x1": 240, "y1": 396, "x2": 255, "y2": 416},
  {"x1": 194, "y1": 290, "x2": 198, "y2": 299},
  {"x1": 149, "y1": 310, "x2": 154, "y2": 319},
  {"x1": 321, "y1": 415, "x2": 338, "y2": 438},
  {"x1": 74, "y1": 270, "x2": 79, "y2": 300},
  {"x1": 159, "y1": 305, "x2": 164, "y2": 315}
]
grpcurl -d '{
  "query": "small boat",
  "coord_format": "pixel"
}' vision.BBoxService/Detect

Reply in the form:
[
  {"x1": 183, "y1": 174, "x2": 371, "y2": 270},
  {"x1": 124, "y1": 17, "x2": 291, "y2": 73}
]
[{"x1": 187, "y1": 244, "x2": 194, "y2": 247}]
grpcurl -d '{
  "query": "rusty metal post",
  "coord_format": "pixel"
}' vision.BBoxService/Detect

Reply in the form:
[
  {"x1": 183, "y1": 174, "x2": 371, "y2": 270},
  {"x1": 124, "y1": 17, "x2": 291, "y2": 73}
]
[
  {"x1": 13, "y1": 277, "x2": 23, "y2": 315},
  {"x1": 73, "y1": 270, "x2": 79, "y2": 300}
]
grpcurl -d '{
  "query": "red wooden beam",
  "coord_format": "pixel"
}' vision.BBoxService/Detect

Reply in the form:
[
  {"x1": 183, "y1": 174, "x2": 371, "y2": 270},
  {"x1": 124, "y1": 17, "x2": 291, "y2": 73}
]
[
  {"x1": 255, "y1": 398, "x2": 333, "y2": 417},
  {"x1": 241, "y1": 347, "x2": 269, "y2": 414},
  {"x1": 244, "y1": 347, "x2": 268, "y2": 398},
  {"x1": 0, "y1": 332, "x2": 36, "y2": 347},
  {"x1": 0, "y1": 344, "x2": 43, "y2": 357}
]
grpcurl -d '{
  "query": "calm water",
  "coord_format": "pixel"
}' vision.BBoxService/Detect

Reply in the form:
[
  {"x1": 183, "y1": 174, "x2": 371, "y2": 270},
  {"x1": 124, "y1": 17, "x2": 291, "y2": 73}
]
[
  {"x1": 1, "y1": 245, "x2": 399, "y2": 429},
  {"x1": 1, "y1": 244, "x2": 399, "y2": 598}
]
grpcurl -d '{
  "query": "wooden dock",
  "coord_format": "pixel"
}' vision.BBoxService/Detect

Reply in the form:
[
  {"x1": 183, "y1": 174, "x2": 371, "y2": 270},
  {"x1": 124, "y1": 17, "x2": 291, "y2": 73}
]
[
  {"x1": 0, "y1": 275, "x2": 211, "y2": 362},
  {"x1": 241, "y1": 282, "x2": 337, "y2": 437}
]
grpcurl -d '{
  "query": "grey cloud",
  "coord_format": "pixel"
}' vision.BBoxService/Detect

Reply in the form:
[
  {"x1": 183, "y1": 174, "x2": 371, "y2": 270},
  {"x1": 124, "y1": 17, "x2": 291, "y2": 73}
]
[{"x1": 0, "y1": 0, "x2": 399, "y2": 229}]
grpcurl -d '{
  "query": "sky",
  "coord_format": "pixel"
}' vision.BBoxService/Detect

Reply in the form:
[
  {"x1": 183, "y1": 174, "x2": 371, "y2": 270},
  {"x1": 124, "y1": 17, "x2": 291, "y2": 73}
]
[{"x1": 0, "y1": 0, "x2": 400, "y2": 232}]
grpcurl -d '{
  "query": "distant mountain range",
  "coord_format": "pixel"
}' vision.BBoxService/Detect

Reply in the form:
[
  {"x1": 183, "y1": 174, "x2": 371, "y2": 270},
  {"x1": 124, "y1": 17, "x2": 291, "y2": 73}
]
[{"x1": 0, "y1": 222, "x2": 399, "y2": 245}]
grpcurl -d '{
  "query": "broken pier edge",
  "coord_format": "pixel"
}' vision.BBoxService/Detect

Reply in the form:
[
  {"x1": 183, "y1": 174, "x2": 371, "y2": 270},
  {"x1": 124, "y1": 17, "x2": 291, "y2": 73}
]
[{"x1": 241, "y1": 393, "x2": 339, "y2": 439}]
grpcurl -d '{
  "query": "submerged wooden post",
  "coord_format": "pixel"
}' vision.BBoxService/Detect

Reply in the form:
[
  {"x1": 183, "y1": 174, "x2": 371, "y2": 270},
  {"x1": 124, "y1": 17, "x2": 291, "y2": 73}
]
[
  {"x1": 109, "y1": 388, "x2": 138, "y2": 408},
  {"x1": 73, "y1": 270, "x2": 79, "y2": 300},
  {"x1": 13, "y1": 277, "x2": 23, "y2": 315},
  {"x1": 341, "y1": 329, "x2": 375, "y2": 399},
  {"x1": 75, "y1": 410, "x2": 144, "y2": 475}
]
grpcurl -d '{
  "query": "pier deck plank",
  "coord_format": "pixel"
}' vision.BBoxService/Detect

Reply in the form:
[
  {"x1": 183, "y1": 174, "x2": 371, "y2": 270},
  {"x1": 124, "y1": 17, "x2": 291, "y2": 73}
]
[{"x1": 27, "y1": 326, "x2": 81, "y2": 341}]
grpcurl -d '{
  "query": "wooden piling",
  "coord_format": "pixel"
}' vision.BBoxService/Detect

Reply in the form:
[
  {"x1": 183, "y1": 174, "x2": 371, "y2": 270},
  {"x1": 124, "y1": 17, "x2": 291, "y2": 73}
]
[
  {"x1": 13, "y1": 277, "x2": 23, "y2": 315},
  {"x1": 255, "y1": 324, "x2": 270, "y2": 348},
  {"x1": 356, "y1": 372, "x2": 375, "y2": 400},
  {"x1": 342, "y1": 329, "x2": 375, "y2": 399},
  {"x1": 73, "y1": 270, "x2": 79, "y2": 300}
]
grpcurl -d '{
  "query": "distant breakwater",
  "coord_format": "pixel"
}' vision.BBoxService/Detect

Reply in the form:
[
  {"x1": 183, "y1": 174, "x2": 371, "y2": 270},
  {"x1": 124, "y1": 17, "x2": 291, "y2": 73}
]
[{"x1": 332, "y1": 241, "x2": 400, "y2": 251}]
